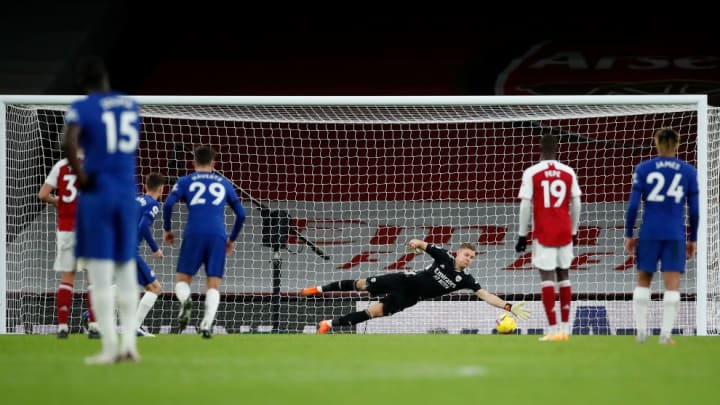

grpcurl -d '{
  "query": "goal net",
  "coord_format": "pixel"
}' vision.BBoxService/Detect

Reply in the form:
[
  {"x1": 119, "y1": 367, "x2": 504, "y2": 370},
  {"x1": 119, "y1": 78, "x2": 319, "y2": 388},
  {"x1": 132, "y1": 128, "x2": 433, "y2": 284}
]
[{"x1": 2, "y1": 95, "x2": 718, "y2": 336}]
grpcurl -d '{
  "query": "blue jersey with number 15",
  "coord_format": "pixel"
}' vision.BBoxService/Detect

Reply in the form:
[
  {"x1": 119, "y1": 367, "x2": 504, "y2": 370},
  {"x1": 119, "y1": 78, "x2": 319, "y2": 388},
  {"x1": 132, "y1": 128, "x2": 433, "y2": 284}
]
[
  {"x1": 66, "y1": 91, "x2": 140, "y2": 262},
  {"x1": 64, "y1": 91, "x2": 139, "y2": 195},
  {"x1": 625, "y1": 156, "x2": 699, "y2": 241}
]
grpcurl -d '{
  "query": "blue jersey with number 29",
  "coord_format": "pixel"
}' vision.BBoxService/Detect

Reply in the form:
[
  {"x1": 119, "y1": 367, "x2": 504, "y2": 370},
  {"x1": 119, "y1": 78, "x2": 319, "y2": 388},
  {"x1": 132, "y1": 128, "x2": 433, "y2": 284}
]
[
  {"x1": 625, "y1": 156, "x2": 699, "y2": 241},
  {"x1": 163, "y1": 172, "x2": 245, "y2": 241}
]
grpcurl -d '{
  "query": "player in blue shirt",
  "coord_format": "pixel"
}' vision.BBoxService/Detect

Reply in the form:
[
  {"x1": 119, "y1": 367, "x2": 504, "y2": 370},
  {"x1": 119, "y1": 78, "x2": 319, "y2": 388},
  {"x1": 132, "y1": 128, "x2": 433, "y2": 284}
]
[
  {"x1": 63, "y1": 56, "x2": 141, "y2": 364},
  {"x1": 134, "y1": 173, "x2": 166, "y2": 338},
  {"x1": 625, "y1": 128, "x2": 699, "y2": 345},
  {"x1": 163, "y1": 146, "x2": 246, "y2": 338}
]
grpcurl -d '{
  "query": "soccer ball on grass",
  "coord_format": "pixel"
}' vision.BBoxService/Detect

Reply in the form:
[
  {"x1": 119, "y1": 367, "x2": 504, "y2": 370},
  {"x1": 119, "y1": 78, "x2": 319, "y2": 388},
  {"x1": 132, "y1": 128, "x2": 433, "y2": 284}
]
[{"x1": 495, "y1": 313, "x2": 517, "y2": 334}]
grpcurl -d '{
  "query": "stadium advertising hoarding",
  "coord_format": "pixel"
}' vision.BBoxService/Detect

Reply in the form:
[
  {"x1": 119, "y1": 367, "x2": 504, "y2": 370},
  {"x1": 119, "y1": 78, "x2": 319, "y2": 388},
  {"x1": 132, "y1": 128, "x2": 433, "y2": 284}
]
[{"x1": 355, "y1": 300, "x2": 697, "y2": 335}]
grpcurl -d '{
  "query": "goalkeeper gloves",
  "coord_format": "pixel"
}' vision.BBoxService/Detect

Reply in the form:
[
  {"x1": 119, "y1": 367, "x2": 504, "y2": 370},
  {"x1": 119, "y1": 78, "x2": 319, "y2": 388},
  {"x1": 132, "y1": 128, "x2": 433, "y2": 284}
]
[
  {"x1": 573, "y1": 234, "x2": 578, "y2": 246},
  {"x1": 504, "y1": 301, "x2": 531, "y2": 320},
  {"x1": 515, "y1": 236, "x2": 528, "y2": 253}
]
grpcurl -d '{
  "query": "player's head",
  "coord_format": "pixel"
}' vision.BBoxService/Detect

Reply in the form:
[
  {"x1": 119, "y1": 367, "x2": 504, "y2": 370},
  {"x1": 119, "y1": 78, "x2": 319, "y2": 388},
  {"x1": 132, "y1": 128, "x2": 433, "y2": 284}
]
[
  {"x1": 540, "y1": 134, "x2": 559, "y2": 159},
  {"x1": 193, "y1": 146, "x2": 216, "y2": 169},
  {"x1": 454, "y1": 242, "x2": 477, "y2": 270},
  {"x1": 145, "y1": 172, "x2": 166, "y2": 196},
  {"x1": 75, "y1": 55, "x2": 110, "y2": 93},
  {"x1": 654, "y1": 127, "x2": 680, "y2": 155}
]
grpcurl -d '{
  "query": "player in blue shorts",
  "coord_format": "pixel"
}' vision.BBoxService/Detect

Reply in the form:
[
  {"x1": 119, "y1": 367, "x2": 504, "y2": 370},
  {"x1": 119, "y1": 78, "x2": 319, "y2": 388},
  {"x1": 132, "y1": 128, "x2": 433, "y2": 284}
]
[
  {"x1": 625, "y1": 128, "x2": 699, "y2": 345},
  {"x1": 134, "y1": 173, "x2": 166, "y2": 337},
  {"x1": 163, "y1": 146, "x2": 246, "y2": 338},
  {"x1": 63, "y1": 56, "x2": 141, "y2": 364}
]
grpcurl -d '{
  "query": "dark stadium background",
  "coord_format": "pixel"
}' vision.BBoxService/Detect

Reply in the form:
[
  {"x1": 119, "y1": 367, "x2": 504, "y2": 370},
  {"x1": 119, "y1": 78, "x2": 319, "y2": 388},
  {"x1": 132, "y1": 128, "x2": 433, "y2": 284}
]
[{"x1": 1, "y1": 4, "x2": 718, "y2": 100}]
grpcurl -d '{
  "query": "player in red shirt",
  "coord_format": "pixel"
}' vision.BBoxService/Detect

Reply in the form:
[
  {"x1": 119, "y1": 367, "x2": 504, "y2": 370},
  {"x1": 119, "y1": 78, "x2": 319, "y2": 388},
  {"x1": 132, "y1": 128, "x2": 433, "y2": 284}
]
[
  {"x1": 38, "y1": 154, "x2": 100, "y2": 339},
  {"x1": 515, "y1": 134, "x2": 582, "y2": 342}
]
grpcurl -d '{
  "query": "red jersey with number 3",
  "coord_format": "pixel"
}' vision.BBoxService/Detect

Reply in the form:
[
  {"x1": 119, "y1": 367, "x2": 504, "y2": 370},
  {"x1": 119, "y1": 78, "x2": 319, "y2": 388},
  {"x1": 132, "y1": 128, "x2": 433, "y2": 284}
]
[
  {"x1": 518, "y1": 160, "x2": 581, "y2": 246},
  {"x1": 44, "y1": 158, "x2": 79, "y2": 232}
]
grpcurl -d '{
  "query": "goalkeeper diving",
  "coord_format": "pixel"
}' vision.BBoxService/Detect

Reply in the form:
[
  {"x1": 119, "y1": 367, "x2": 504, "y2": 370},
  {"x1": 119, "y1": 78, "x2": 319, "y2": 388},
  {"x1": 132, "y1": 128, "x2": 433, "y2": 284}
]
[{"x1": 300, "y1": 239, "x2": 531, "y2": 333}]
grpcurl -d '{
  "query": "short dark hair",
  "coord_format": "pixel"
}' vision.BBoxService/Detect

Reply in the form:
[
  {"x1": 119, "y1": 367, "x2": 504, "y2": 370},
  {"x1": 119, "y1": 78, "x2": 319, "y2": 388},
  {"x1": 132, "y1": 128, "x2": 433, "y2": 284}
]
[
  {"x1": 654, "y1": 127, "x2": 680, "y2": 145},
  {"x1": 194, "y1": 146, "x2": 216, "y2": 165},
  {"x1": 145, "y1": 172, "x2": 166, "y2": 191},
  {"x1": 540, "y1": 134, "x2": 559, "y2": 155},
  {"x1": 75, "y1": 55, "x2": 108, "y2": 90}
]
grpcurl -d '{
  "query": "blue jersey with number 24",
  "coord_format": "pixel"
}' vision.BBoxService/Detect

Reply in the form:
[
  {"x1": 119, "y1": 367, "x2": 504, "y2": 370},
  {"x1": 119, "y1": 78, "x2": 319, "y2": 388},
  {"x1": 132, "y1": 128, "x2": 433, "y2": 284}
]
[{"x1": 625, "y1": 156, "x2": 699, "y2": 241}]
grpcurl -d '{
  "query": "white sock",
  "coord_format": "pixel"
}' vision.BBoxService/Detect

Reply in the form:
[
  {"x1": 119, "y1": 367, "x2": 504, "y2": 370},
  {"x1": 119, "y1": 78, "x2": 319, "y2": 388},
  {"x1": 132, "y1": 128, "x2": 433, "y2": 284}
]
[
  {"x1": 661, "y1": 290, "x2": 680, "y2": 338},
  {"x1": 175, "y1": 282, "x2": 191, "y2": 304},
  {"x1": 201, "y1": 288, "x2": 220, "y2": 330},
  {"x1": 115, "y1": 260, "x2": 139, "y2": 354},
  {"x1": 135, "y1": 291, "x2": 158, "y2": 329},
  {"x1": 633, "y1": 286, "x2": 650, "y2": 336},
  {"x1": 86, "y1": 259, "x2": 118, "y2": 356}
]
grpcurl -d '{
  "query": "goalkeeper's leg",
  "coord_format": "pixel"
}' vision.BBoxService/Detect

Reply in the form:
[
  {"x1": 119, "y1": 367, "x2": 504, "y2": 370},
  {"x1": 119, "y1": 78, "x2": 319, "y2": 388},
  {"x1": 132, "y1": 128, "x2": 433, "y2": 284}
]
[
  {"x1": 318, "y1": 302, "x2": 386, "y2": 334},
  {"x1": 318, "y1": 295, "x2": 413, "y2": 334},
  {"x1": 318, "y1": 310, "x2": 371, "y2": 334},
  {"x1": 300, "y1": 279, "x2": 359, "y2": 296}
]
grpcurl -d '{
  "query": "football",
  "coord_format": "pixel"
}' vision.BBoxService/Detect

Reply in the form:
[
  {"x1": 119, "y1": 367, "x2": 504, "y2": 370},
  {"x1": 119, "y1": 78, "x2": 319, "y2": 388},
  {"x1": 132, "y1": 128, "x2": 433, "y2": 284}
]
[{"x1": 495, "y1": 313, "x2": 517, "y2": 334}]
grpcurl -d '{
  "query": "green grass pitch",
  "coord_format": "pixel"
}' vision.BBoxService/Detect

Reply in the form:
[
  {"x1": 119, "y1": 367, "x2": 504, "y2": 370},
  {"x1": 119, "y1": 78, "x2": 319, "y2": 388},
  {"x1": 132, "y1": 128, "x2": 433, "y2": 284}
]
[{"x1": 1, "y1": 334, "x2": 718, "y2": 404}]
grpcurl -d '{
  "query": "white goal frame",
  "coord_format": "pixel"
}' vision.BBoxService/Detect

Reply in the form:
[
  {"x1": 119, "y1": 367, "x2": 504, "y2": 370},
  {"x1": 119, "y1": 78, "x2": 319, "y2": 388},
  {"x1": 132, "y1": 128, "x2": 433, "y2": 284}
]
[{"x1": 0, "y1": 94, "x2": 714, "y2": 335}]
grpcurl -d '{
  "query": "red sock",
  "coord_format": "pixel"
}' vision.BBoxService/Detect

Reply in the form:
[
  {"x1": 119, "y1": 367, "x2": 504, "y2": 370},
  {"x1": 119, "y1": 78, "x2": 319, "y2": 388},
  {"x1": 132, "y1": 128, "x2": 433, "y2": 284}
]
[
  {"x1": 57, "y1": 282, "x2": 73, "y2": 325},
  {"x1": 85, "y1": 291, "x2": 96, "y2": 322},
  {"x1": 541, "y1": 284, "x2": 557, "y2": 326},
  {"x1": 559, "y1": 283, "x2": 572, "y2": 323}
]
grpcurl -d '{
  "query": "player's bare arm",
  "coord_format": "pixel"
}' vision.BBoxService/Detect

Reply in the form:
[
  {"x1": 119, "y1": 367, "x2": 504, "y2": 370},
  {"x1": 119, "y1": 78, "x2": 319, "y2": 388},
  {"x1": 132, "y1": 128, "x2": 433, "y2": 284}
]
[
  {"x1": 62, "y1": 124, "x2": 89, "y2": 189},
  {"x1": 164, "y1": 231, "x2": 174, "y2": 245},
  {"x1": 226, "y1": 239, "x2": 234, "y2": 256},
  {"x1": 475, "y1": 289, "x2": 507, "y2": 309},
  {"x1": 624, "y1": 237, "x2": 637, "y2": 256},
  {"x1": 407, "y1": 239, "x2": 427, "y2": 251},
  {"x1": 37, "y1": 184, "x2": 58, "y2": 207},
  {"x1": 475, "y1": 289, "x2": 531, "y2": 320}
]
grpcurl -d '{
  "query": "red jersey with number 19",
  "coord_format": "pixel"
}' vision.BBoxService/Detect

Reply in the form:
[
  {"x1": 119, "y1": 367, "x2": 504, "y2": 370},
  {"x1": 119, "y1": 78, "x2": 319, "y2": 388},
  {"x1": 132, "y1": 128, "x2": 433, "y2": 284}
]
[
  {"x1": 44, "y1": 158, "x2": 79, "y2": 232},
  {"x1": 518, "y1": 160, "x2": 581, "y2": 246}
]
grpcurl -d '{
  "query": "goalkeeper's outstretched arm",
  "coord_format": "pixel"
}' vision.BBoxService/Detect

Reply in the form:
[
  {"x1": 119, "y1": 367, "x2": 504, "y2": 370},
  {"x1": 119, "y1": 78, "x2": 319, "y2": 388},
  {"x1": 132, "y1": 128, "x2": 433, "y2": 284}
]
[
  {"x1": 407, "y1": 239, "x2": 427, "y2": 251},
  {"x1": 475, "y1": 289, "x2": 531, "y2": 320}
]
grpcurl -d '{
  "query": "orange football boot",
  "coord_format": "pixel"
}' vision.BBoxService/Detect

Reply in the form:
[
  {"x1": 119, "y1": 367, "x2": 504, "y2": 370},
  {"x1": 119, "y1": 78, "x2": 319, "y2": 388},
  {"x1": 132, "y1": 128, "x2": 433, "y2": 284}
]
[
  {"x1": 318, "y1": 320, "x2": 332, "y2": 334},
  {"x1": 299, "y1": 286, "x2": 320, "y2": 297}
]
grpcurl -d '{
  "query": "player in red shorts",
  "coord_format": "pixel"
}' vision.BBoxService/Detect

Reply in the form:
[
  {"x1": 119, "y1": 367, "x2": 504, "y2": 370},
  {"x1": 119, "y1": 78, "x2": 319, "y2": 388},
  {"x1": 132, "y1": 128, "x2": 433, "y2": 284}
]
[{"x1": 38, "y1": 152, "x2": 100, "y2": 339}]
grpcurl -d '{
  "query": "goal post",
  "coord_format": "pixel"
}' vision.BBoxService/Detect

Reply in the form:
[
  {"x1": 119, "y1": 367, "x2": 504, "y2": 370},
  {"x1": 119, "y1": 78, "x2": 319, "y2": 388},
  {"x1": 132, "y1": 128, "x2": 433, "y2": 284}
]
[{"x1": 1, "y1": 95, "x2": 718, "y2": 336}]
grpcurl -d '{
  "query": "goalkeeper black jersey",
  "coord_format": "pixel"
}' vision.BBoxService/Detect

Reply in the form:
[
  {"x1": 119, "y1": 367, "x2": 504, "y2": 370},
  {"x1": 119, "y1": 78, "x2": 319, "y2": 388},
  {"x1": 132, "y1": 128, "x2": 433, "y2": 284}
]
[{"x1": 409, "y1": 244, "x2": 482, "y2": 299}]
